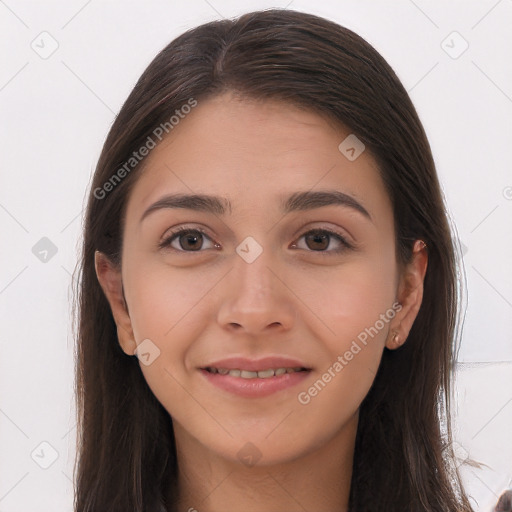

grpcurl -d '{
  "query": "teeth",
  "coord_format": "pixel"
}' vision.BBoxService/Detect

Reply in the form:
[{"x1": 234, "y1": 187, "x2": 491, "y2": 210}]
[
  {"x1": 240, "y1": 370, "x2": 258, "y2": 379},
  {"x1": 256, "y1": 369, "x2": 275, "y2": 378},
  {"x1": 206, "y1": 367, "x2": 306, "y2": 379}
]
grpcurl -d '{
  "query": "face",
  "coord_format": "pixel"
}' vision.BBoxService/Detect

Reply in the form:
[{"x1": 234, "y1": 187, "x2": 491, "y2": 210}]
[{"x1": 96, "y1": 92, "x2": 425, "y2": 468}]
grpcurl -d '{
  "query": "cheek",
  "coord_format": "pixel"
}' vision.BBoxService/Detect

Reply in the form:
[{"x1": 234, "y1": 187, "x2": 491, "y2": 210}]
[
  {"x1": 123, "y1": 244, "x2": 397, "y2": 393},
  {"x1": 304, "y1": 257, "x2": 397, "y2": 347},
  {"x1": 125, "y1": 246, "x2": 397, "y2": 363},
  {"x1": 124, "y1": 256, "x2": 213, "y2": 339},
  {"x1": 293, "y1": 263, "x2": 397, "y2": 431},
  {"x1": 122, "y1": 258, "x2": 218, "y2": 392}
]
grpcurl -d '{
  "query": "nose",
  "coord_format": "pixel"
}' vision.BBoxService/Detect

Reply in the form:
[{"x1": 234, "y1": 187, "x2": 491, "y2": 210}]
[{"x1": 216, "y1": 247, "x2": 296, "y2": 336}]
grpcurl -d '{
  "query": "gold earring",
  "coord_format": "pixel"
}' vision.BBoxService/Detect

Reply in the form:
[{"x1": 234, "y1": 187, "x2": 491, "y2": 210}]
[{"x1": 391, "y1": 330, "x2": 400, "y2": 345}]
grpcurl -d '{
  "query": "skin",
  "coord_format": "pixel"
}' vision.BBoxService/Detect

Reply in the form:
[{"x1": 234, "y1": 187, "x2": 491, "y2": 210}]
[{"x1": 95, "y1": 92, "x2": 427, "y2": 512}]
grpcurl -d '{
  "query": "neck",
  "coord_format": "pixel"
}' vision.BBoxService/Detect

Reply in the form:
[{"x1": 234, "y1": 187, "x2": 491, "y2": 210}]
[{"x1": 168, "y1": 414, "x2": 357, "y2": 512}]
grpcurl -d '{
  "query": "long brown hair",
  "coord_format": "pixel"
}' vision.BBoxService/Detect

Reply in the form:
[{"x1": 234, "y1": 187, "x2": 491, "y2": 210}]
[{"x1": 73, "y1": 8, "x2": 473, "y2": 511}]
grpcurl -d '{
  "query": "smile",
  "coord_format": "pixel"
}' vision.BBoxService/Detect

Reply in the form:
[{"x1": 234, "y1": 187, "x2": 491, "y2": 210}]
[
  {"x1": 200, "y1": 366, "x2": 312, "y2": 398},
  {"x1": 204, "y1": 367, "x2": 308, "y2": 379}
]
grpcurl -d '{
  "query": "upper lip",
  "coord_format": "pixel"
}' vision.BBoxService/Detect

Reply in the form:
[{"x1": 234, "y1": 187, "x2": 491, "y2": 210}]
[{"x1": 200, "y1": 356, "x2": 312, "y2": 372}]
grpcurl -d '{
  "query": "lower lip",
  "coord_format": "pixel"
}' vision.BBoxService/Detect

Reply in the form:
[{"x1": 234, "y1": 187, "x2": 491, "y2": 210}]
[{"x1": 199, "y1": 369, "x2": 312, "y2": 398}]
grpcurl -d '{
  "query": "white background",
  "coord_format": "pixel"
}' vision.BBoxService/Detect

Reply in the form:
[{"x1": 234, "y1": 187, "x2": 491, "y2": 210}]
[{"x1": 0, "y1": 0, "x2": 511, "y2": 510}]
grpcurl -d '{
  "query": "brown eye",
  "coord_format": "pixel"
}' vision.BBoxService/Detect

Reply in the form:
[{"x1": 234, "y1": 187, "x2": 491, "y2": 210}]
[
  {"x1": 293, "y1": 228, "x2": 352, "y2": 255},
  {"x1": 159, "y1": 228, "x2": 216, "y2": 252},
  {"x1": 177, "y1": 230, "x2": 203, "y2": 251},
  {"x1": 305, "y1": 231, "x2": 330, "y2": 251}
]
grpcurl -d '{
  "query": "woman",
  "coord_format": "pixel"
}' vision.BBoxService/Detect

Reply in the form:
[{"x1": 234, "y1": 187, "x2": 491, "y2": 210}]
[{"x1": 73, "y1": 8, "x2": 474, "y2": 511}]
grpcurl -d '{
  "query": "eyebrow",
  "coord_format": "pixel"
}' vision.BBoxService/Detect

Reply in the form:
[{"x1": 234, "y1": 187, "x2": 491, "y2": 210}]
[{"x1": 140, "y1": 190, "x2": 372, "y2": 223}]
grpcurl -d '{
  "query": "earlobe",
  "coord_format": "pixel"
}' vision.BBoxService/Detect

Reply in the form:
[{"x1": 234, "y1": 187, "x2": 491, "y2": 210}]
[
  {"x1": 386, "y1": 240, "x2": 428, "y2": 350},
  {"x1": 94, "y1": 250, "x2": 137, "y2": 356},
  {"x1": 388, "y1": 328, "x2": 402, "y2": 348}
]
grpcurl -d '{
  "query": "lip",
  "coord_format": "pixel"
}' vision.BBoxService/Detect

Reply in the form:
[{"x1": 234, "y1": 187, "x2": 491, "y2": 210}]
[
  {"x1": 199, "y1": 368, "x2": 311, "y2": 398},
  {"x1": 198, "y1": 356, "x2": 312, "y2": 398}
]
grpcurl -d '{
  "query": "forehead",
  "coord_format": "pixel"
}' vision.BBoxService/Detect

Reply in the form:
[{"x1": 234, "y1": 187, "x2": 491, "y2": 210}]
[{"x1": 124, "y1": 93, "x2": 391, "y2": 222}]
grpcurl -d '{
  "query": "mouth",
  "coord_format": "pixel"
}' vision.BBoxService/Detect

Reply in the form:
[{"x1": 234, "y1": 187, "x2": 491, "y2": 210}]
[
  {"x1": 198, "y1": 357, "x2": 312, "y2": 398},
  {"x1": 202, "y1": 366, "x2": 310, "y2": 379}
]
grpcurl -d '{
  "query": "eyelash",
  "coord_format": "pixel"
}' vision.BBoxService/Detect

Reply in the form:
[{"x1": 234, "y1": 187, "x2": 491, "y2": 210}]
[{"x1": 158, "y1": 226, "x2": 354, "y2": 256}]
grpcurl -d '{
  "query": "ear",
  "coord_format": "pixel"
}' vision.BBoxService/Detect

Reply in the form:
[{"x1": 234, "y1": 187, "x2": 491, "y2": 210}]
[
  {"x1": 94, "y1": 251, "x2": 137, "y2": 356},
  {"x1": 386, "y1": 240, "x2": 428, "y2": 350}
]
